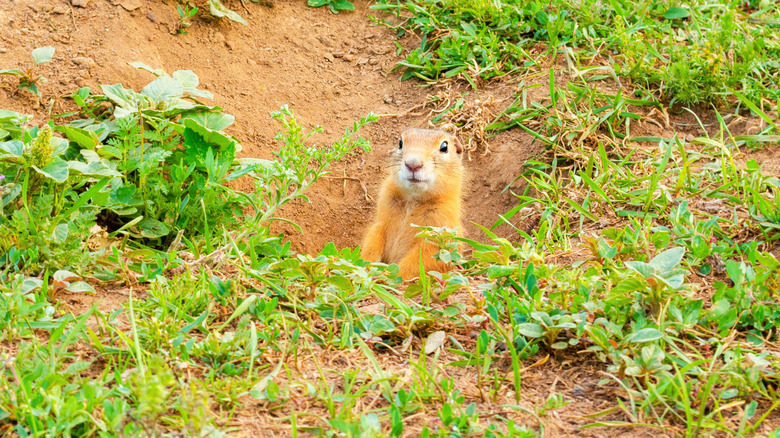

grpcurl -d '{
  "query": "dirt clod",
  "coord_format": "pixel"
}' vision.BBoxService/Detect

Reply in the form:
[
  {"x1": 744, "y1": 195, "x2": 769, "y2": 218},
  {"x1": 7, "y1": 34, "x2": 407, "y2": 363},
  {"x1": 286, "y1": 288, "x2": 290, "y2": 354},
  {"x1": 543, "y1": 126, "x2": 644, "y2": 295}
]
[
  {"x1": 111, "y1": 0, "x2": 142, "y2": 11},
  {"x1": 72, "y1": 56, "x2": 95, "y2": 69}
]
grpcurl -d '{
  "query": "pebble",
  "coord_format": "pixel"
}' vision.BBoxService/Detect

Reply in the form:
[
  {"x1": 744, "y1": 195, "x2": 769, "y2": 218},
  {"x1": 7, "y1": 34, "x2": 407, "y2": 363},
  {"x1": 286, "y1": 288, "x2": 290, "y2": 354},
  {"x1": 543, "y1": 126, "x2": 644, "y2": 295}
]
[
  {"x1": 146, "y1": 12, "x2": 157, "y2": 23},
  {"x1": 71, "y1": 0, "x2": 89, "y2": 7},
  {"x1": 343, "y1": 54, "x2": 354, "y2": 62},
  {"x1": 51, "y1": 5, "x2": 68, "y2": 14},
  {"x1": 324, "y1": 53, "x2": 334, "y2": 62},
  {"x1": 72, "y1": 56, "x2": 96, "y2": 69}
]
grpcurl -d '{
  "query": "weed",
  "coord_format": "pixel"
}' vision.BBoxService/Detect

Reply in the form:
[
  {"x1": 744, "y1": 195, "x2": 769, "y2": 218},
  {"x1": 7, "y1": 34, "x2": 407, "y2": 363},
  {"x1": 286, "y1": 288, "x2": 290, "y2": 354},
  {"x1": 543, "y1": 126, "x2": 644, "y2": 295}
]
[
  {"x1": 0, "y1": 47, "x2": 55, "y2": 96},
  {"x1": 176, "y1": 4, "x2": 198, "y2": 34}
]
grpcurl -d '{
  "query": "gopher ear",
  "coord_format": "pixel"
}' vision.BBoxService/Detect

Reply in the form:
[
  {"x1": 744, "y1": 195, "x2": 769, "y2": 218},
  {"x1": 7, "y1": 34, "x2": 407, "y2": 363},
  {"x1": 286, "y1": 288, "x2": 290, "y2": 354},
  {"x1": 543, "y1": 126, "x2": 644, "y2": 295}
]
[{"x1": 453, "y1": 137, "x2": 463, "y2": 155}]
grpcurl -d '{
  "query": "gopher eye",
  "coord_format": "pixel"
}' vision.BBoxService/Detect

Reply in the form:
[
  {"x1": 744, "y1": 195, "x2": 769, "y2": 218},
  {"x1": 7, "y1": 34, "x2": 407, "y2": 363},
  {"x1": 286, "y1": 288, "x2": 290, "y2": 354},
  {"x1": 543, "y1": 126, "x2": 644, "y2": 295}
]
[
  {"x1": 439, "y1": 141, "x2": 448, "y2": 153},
  {"x1": 398, "y1": 138, "x2": 403, "y2": 149}
]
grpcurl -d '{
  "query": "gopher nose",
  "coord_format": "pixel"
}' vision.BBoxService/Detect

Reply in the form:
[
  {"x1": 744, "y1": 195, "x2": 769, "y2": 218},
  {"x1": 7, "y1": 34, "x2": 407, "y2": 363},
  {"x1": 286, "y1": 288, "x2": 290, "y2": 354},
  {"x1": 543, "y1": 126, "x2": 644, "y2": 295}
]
[{"x1": 405, "y1": 159, "x2": 422, "y2": 173}]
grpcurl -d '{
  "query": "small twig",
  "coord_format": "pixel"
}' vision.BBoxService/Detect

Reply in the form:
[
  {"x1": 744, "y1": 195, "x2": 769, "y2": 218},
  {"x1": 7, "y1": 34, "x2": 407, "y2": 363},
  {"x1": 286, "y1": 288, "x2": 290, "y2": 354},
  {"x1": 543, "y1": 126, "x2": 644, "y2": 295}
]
[
  {"x1": 239, "y1": 0, "x2": 251, "y2": 16},
  {"x1": 322, "y1": 175, "x2": 373, "y2": 202}
]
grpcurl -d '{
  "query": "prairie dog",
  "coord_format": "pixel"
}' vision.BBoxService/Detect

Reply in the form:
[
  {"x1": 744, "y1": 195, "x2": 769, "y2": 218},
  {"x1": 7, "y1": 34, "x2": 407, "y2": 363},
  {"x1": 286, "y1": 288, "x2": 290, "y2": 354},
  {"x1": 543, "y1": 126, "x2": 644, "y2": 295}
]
[{"x1": 361, "y1": 128, "x2": 464, "y2": 278}]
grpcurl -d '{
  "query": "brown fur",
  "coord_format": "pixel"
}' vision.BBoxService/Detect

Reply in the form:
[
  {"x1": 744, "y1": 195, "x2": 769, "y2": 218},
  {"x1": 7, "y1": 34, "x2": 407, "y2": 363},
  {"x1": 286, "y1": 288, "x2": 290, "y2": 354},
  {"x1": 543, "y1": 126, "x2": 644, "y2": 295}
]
[{"x1": 361, "y1": 128, "x2": 464, "y2": 278}]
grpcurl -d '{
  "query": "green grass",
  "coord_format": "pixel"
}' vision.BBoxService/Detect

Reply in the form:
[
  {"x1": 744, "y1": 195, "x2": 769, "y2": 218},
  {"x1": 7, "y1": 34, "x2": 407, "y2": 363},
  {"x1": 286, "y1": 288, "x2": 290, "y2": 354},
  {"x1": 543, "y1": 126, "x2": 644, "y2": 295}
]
[
  {"x1": 372, "y1": 0, "x2": 780, "y2": 106},
  {"x1": 2, "y1": 5, "x2": 780, "y2": 437}
]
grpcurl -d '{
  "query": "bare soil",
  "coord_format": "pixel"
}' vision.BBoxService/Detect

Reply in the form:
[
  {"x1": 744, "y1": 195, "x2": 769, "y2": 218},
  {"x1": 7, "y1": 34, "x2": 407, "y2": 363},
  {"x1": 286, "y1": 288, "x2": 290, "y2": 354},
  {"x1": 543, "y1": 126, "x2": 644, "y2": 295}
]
[{"x1": 2, "y1": 0, "x2": 779, "y2": 436}]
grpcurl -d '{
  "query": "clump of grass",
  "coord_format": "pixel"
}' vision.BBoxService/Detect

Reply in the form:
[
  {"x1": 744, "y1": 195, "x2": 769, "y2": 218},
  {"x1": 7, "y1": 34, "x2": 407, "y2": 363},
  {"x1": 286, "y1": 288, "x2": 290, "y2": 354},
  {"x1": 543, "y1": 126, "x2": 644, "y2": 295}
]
[{"x1": 372, "y1": 0, "x2": 780, "y2": 106}]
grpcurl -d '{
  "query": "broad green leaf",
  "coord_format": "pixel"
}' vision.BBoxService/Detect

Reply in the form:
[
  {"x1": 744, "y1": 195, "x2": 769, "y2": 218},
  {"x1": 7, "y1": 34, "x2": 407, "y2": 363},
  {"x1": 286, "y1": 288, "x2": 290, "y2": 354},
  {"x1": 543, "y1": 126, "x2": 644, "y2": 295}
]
[
  {"x1": 649, "y1": 247, "x2": 685, "y2": 273},
  {"x1": 531, "y1": 311, "x2": 553, "y2": 327},
  {"x1": 612, "y1": 277, "x2": 646, "y2": 295},
  {"x1": 709, "y1": 299, "x2": 731, "y2": 318},
  {"x1": 625, "y1": 366, "x2": 643, "y2": 376},
  {"x1": 33, "y1": 160, "x2": 69, "y2": 183},
  {"x1": 22, "y1": 278, "x2": 43, "y2": 294},
  {"x1": 516, "y1": 323, "x2": 545, "y2": 338},
  {"x1": 656, "y1": 273, "x2": 684, "y2": 290},
  {"x1": 54, "y1": 270, "x2": 80, "y2": 282},
  {"x1": 142, "y1": 76, "x2": 184, "y2": 101},
  {"x1": 101, "y1": 84, "x2": 139, "y2": 110},
  {"x1": 180, "y1": 112, "x2": 234, "y2": 131},
  {"x1": 31, "y1": 46, "x2": 55, "y2": 65},
  {"x1": 172, "y1": 70, "x2": 214, "y2": 99},
  {"x1": 183, "y1": 118, "x2": 236, "y2": 152},
  {"x1": 628, "y1": 328, "x2": 663, "y2": 343},
  {"x1": 52, "y1": 136, "x2": 69, "y2": 156},
  {"x1": 663, "y1": 7, "x2": 690, "y2": 19},
  {"x1": 625, "y1": 260, "x2": 654, "y2": 279},
  {"x1": 66, "y1": 281, "x2": 96, "y2": 294},
  {"x1": 370, "y1": 315, "x2": 397, "y2": 336},
  {"x1": 55, "y1": 125, "x2": 101, "y2": 149},
  {"x1": 0, "y1": 140, "x2": 23, "y2": 157},
  {"x1": 208, "y1": 0, "x2": 248, "y2": 25},
  {"x1": 487, "y1": 265, "x2": 515, "y2": 278},
  {"x1": 68, "y1": 160, "x2": 121, "y2": 178},
  {"x1": 132, "y1": 217, "x2": 170, "y2": 238},
  {"x1": 326, "y1": 275, "x2": 353, "y2": 292}
]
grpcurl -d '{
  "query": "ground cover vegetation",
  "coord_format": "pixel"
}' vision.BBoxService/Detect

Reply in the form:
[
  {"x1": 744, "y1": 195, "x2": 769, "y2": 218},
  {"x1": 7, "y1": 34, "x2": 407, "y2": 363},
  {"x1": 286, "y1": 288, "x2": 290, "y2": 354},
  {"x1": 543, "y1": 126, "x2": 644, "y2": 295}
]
[
  {"x1": 1, "y1": 0, "x2": 779, "y2": 437},
  {"x1": 372, "y1": 0, "x2": 780, "y2": 107}
]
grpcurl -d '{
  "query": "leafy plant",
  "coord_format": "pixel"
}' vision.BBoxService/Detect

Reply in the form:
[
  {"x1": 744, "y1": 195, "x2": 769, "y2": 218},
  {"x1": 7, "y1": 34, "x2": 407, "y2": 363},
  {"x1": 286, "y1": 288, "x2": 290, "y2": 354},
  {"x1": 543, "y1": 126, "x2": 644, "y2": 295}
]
[
  {"x1": 0, "y1": 46, "x2": 55, "y2": 96},
  {"x1": 176, "y1": 4, "x2": 199, "y2": 34},
  {"x1": 623, "y1": 247, "x2": 689, "y2": 312},
  {"x1": 308, "y1": 0, "x2": 355, "y2": 14}
]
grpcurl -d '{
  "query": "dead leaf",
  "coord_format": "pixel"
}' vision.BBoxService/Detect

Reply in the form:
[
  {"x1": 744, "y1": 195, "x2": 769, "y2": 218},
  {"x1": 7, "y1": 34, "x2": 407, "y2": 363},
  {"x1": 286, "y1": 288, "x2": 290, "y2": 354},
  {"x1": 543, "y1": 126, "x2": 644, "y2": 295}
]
[{"x1": 424, "y1": 330, "x2": 446, "y2": 355}]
